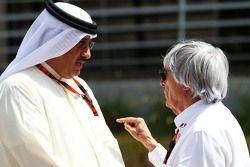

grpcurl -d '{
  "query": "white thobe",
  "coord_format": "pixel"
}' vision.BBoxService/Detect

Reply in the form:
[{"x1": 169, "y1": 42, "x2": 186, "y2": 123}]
[
  {"x1": 148, "y1": 100, "x2": 250, "y2": 167},
  {"x1": 0, "y1": 64, "x2": 125, "y2": 167}
]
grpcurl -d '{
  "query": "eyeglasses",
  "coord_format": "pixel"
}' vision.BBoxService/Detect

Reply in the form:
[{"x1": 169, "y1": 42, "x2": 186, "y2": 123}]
[
  {"x1": 158, "y1": 67, "x2": 168, "y2": 81},
  {"x1": 78, "y1": 40, "x2": 95, "y2": 50}
]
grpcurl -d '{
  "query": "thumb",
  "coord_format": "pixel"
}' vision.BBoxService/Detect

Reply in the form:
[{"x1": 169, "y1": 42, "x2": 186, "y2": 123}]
[{"x1": 124, "y1": 122, "x2": 136, "y2": 134}]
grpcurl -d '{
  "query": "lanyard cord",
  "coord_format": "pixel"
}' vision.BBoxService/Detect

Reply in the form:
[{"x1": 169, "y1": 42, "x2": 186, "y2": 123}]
[
  {"x1": 36, "y1": 64, "x2": 98, "y2": 116},
  {"x1": 163, "y1": 128, "x2": 179, "y2": 164}
]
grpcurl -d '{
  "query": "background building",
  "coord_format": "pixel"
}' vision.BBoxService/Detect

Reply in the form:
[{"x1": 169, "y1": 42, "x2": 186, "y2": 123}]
[{"x1": 0, "y1": 0, "x2": 250, "y2": 79}]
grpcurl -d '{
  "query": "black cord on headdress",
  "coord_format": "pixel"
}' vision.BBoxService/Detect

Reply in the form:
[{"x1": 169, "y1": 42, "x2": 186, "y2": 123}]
[{"x1": 44, "y1": 0, "x2": 97, "y2": 35}]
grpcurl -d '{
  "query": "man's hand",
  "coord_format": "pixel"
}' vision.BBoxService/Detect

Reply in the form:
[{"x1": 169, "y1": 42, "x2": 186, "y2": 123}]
[{"x1": 116, "y1": 117, "x2": 158, "y2": 152}]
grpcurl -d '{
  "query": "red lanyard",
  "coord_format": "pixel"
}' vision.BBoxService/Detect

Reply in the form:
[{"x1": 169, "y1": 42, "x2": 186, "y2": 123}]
[
  {"x1": 163, "y1": 128, "x2": 179, "y2": 164},
  {"x1": 36, "y1": 64, "x2": 98, "y2": 116}
]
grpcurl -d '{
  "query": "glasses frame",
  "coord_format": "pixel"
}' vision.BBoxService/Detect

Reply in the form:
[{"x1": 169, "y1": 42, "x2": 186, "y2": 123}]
[
  {"x1": 79, "y1": 40, "x2": 95, "y2": 50},
  {"x1": 159, "y1": 67, "x2": 168, "y2": 81}
]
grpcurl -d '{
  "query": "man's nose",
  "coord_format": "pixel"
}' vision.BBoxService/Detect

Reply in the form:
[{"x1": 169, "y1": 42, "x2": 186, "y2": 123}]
[{"x1": 81, "y1": 48, "x2": 91, "y2": 59}]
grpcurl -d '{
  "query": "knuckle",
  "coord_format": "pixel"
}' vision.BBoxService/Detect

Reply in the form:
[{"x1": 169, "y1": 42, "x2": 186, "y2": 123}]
[{"x1": 137, "y1": 117, "x2": 144, "y2": 122}]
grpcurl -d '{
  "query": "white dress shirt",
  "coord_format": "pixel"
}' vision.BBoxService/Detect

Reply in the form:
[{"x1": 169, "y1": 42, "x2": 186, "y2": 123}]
[
  {"x1": 0, "y1": 64, "x2": 125, "y2": 167},
  {"x1": 148, "y1": 100, "x2": 250, "y2": 167}
]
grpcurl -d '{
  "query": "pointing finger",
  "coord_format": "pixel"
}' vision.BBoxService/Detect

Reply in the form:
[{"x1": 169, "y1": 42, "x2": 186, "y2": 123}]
[{"x1": 116, "y1": 117, "x2": 141, "y2": 124}]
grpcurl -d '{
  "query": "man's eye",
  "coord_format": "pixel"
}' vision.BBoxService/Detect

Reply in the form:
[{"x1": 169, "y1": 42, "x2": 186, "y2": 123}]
[
  {"x1": 79, "y1": 42, "x2": 87, "y2": 49},
  {"x1": 78, "y1": 40, "x2": 95, "y2": 50}
]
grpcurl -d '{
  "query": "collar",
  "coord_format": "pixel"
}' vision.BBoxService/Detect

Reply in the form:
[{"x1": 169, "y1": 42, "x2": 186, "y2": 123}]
[
  {"x1": 41, "y1": 62, "x2": 61, "y2": 80},
  {"x1": 174, "y1": 100, "x2": 207, "y2": 134},
  {"x1": 41, "y1": 62, "x2": 72, "y2": 82},
  {"x1": 40, "y1": 62, "x2": 82, "y2": 93}
]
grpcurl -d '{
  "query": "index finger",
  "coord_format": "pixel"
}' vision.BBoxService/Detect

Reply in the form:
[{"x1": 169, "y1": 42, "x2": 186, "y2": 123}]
[{"x1": 116, "y1": 117, "x2": 140, "y2": 123}]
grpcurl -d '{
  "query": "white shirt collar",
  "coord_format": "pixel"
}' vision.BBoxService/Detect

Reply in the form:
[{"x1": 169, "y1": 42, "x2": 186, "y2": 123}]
[
  {"x1": 41, "y1": 62, "x2": 61, "y2": 80},
  {"x1": 40, "y1": 62, "x2": 82, "y2": 94},
  {"x1": 174, "y1": 100, "x2": 207, "y2": 133},
  {"x1": 41, "y1": 62, "x2": 73, "y2": 83}
]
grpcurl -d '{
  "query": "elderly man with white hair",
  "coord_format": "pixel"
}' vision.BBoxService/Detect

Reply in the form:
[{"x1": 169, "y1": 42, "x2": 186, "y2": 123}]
[
  {"x1": 0, "y1": 0, "x2": 124, "y2": 166},
  {"x1": 117, "y1": 40, "x2": 250, "y2": 167}
]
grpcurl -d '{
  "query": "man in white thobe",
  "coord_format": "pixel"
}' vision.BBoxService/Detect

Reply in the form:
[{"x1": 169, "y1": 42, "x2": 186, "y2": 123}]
[{"x1": 0, "y1": 1, "x2": 124, "y2": 167}]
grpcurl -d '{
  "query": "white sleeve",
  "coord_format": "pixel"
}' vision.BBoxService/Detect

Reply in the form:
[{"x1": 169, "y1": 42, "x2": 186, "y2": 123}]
[
  {"x1": 0, "y1": 81, "x2": 69, "y2": 167},
  {"x1": 148, "y1": 143, "x2": 167, "y2": 167}
]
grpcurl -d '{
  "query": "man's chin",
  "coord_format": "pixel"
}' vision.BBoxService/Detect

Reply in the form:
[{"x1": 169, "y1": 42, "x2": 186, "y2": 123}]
[
  {"x1": 72, "y1": 71, "x2": 81, "y2": 77},
  {"x1": 165, "y1": 100, "x2": 169, "y2": 107}
]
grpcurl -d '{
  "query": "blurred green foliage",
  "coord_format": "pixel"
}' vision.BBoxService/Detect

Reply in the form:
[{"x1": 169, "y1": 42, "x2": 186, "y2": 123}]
[
  {"x1": 116, "y1": 133, "x2": 154, "y2": 167},
  {"x1": 232, "y1": 95, "x2": 250, "y2": 136},
  {"x1": 98, "y1": 92, "x2": 176, "y2": 137}
]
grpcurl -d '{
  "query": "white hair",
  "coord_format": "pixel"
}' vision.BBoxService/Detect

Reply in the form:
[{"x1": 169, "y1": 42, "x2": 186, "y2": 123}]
[{"x1": 163, "y1": 40, "x2": 229, "y2": 103}]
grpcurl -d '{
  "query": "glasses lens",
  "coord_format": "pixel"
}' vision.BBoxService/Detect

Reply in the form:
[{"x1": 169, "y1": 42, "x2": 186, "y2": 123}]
[
  {"x1": 89, "y1": 41, "x2": 95, "y2": 50},
  {"x1": 79, "y1": 40, "x2": 95, "y2": 50}
]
